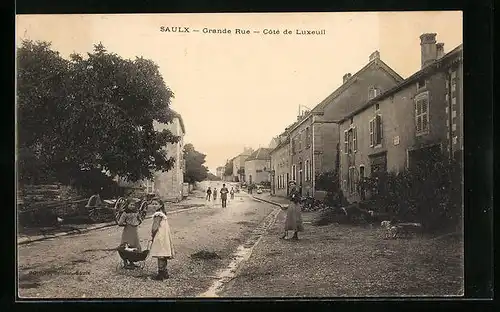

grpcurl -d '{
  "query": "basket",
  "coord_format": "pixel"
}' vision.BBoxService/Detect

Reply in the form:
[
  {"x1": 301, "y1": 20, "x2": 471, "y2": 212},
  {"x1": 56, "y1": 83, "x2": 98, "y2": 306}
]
[{"x1": 117, "y1": 240, "x2": 152, "y2": 263}]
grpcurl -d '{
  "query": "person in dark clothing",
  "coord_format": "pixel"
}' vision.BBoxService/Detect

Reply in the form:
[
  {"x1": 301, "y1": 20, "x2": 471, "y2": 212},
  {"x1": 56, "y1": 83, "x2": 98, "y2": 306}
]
[
  {"x1": 213, "y1": 188, "x2": 218, "y2": 201},
  {"x1": 220, "y1": 184, "x2": 229, "y2": 208},
  {"x1": 206, "y1": 187, "x2": 212, "y2": 201}
]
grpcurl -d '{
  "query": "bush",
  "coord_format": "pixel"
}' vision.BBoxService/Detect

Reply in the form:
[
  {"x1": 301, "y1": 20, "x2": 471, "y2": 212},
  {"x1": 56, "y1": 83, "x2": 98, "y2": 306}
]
[{"x1": 369, "y1": 157, "x2": 462, "y2": 232}]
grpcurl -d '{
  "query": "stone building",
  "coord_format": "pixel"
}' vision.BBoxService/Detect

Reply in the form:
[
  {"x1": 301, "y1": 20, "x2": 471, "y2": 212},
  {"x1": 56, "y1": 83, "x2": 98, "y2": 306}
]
[
  {"x1": 144, "y1": 109, "x2": 186, "y2": 202},
  {"x1": 232, "y1": 147, "x2": 254, "y2": 182},
  {"x1": 338, "y1": 33, "x2": 463, "y2": 203},
  {"x1": 216, "y1": 166, "x2": 225, "y2": 180},
  {"x1": 270, "y1": 129, "x2": 292, "y2": 197},
  {"x1": 244, "y1": 148, "x2": 271, "y2": 185},
  {"x1": 288, "y1": 50, "x2": 403, "y2": 197}
]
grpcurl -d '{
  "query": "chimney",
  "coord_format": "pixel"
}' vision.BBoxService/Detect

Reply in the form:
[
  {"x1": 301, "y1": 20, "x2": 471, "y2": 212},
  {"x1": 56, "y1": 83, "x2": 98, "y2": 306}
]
[
  {"x1": 343, "y1": 73, "x2": 352, "y2": 83},
  {"x1": 436, "y1": 42, "x2": 445, "y2": 59},
  {"x1": 420, "y1": 33, "x2": 437, "y2": 68},
  {"x1": 369, "y1": 50, "x2": 380, "y2": 62}
]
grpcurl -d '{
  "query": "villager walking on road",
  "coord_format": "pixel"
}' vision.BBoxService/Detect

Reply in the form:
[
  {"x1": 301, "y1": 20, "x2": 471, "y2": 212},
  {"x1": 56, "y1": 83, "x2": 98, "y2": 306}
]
[
  {"x1": 206, "y1": 187, "x2": 212, "y2": 201},
  {"x1": 220, "y1": 184, "x2": 229, "y2": 208},
  {"x1": 116, "y1": 198, "x2": 145, "y2": 268},
  {"x1": 150, "y1": 200, "x2": 175, "y2": 281},
  {"x1": 230, "y1": 187, "x2": 235, "y2": 200},
  {"x1": 281, "y1": 181, "x2": 304, "y2": 240},
  {"x1": 213, "y1": 188, "x2": 218, "y2": 201}
]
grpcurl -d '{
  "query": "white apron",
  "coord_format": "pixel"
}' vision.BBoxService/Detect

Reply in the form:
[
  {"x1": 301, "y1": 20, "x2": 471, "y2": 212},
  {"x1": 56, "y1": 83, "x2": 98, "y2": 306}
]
[{"x1": 150, "y1": 211, "x2": 175, "y2": 259}]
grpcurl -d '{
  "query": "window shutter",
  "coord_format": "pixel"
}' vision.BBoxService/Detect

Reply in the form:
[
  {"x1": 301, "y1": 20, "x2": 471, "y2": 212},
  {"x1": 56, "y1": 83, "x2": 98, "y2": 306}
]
[
  {"x1": 344, "y1": 130, "x2": 348, "y2": 154},
  {"x1": 369, "y1": 119, "x2": 374, "y2": 147},
  {"x1": 376, "y1": 115, "x2": 382, "y2": 144},
  {"x1": 353, "y1": 127, "x2": 357, "y2": 152}
]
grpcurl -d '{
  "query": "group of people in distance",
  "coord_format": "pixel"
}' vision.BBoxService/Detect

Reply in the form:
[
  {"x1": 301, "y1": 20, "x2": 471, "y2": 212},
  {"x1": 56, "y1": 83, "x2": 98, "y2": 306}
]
[{"x1": 205, "y1": 183, "x2": 235, "y2": 208}]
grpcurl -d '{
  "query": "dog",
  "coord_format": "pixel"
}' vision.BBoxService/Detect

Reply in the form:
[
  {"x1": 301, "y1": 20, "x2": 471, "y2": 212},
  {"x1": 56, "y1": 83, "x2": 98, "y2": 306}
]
[{"x1": 381, "y1": 221, "x2": 422, "y2": 239}]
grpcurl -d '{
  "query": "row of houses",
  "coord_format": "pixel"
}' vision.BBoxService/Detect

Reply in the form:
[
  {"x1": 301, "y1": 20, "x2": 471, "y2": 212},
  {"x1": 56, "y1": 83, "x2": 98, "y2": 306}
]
[
  {"x1": 218, "y1": 145, "x2": 276, "y2": 185},
  {"x1": 116, "y1": 109, "x2": 188, "y2": 202},
  {"x1": 269, "y1": 33, "x2": 463, "y2": 203}
]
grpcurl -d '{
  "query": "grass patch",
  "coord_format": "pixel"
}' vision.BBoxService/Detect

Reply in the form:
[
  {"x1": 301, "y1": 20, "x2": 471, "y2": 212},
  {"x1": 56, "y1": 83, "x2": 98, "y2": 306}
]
[{"x1": 190, "y1": 250, "x2": 222, "y2": 260}]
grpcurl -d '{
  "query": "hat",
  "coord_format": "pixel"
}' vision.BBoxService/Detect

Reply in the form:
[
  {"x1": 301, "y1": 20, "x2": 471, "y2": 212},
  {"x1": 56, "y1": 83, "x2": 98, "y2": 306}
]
[{"x1": 288, "y1": 180, "x2": 297, "y2": 185}]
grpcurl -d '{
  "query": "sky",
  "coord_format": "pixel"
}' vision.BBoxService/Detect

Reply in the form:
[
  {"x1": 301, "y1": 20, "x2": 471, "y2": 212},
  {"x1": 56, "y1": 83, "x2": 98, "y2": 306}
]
[{"x1": 16, "y1": 12, "x2": 462, "y2": 174}]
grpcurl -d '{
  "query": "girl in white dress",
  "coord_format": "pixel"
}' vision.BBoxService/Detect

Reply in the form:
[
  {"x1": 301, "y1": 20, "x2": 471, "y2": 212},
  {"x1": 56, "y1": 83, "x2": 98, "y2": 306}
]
[{"x1": 150, "y1": 200, "x2": 175, "y2": 280}]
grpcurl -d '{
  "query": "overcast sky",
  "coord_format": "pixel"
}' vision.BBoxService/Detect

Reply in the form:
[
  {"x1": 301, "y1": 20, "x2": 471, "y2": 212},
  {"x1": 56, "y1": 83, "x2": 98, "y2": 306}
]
[{"x1": 16, "y1": 12, "x2": 462, "y2": 174}]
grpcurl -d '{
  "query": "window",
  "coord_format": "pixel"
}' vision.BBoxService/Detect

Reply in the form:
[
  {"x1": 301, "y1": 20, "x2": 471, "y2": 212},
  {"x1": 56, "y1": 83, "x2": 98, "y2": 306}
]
[
  {"x1": 417, "y1": 78, "x2": 426, "y2": 90},
  {"x1": 415, "y1": 95, "x2": 429, "y2": 134},
  {"x1": 305, "y1": 127, "x2": 311, "y2": 148},
  {"x1": 291, "y1": 138, "x2": 296, "y2": 154},
  {"x1": 369, "y1": 115, "x2": 383, "y2": 146},
  {"x1": 145, "y1": 180, "x2": 155, "y2": 194},
  {"x1": 369, "y1": 87, "x2": 380, "y2": 100},
  {"x1": 292, "y1": 165, "x2": 296, "y2": 181},
  {"x1": 375, "y1": 103, "x2": 380, "y2": 111},
  {"x1": 348, "y1": 167, "x2": 356, "y2": 194}
]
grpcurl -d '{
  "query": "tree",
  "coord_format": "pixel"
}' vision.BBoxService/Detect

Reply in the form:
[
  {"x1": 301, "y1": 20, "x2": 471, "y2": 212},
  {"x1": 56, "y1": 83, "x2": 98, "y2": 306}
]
[
  {"x1": 207, "y1": 172, "x2": 222, "y2": 181},
  {"x1": 183, "y1": 143, "x2": 209, "y2": 183},
  {"x1": 17, "y1": 40, "x2": 180, "y2": 188},
  {"x1": 224, "y1": 159, "x2": 234, "y2": 176}
]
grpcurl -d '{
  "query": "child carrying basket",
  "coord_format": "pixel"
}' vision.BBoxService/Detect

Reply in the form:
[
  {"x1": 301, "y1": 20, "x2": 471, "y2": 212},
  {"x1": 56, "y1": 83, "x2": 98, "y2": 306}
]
[{"x1": 115, "y1": 198, "x2": 149, "y2": 269}]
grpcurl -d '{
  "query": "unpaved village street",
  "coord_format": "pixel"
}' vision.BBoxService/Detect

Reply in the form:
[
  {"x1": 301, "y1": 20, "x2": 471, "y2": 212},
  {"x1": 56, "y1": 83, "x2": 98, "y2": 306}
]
[{"x1": 18, "y1": 194, "x2": 275, "y2": 298}]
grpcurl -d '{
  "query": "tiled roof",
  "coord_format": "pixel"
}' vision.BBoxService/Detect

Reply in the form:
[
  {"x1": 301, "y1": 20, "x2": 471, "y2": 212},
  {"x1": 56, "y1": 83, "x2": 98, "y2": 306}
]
[
  {"x1": 340, "y1": 44, "x2": 463, "y2": 122},
  {"x1": 289, "y1": 57, "x2": 404, "y2": 132},
  {"x1": 245, "y1": 148, "x2": 272, "y2": 161}
]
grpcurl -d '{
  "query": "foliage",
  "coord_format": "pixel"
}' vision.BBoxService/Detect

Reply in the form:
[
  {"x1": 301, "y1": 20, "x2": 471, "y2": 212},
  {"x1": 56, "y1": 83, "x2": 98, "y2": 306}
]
[
  {"x1": 17, "y1": 40, "x2": 180, "y2": 189},
  {"x1": 368, "y1": 156, "x2": 462, "y2": 231},
  {"x1": 206, "y1": 172, "x2": 222, "y2": 181},
  {"x1": 183, "y1": 143, "x2": 209, "y2": 183},
  {"x1": 259, "y1": 181, "x2": 271, "y2": 188},
  {"x1": 224, "y1": 159, "x2": 234, "y2": 176}
]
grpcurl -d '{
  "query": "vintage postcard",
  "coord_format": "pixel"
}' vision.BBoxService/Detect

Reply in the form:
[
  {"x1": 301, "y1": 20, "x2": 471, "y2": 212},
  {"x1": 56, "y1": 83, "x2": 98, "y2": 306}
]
[{"x1": 16, "y1": 12, "x2": 464, "y2": 298}]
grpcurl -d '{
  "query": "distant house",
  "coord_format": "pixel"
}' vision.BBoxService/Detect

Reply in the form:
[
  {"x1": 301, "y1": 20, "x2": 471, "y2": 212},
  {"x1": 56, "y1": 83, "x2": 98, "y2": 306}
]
[
  {"x1": 232, "y1": 147, "x2": 254, "y2": 182},
  {"x1": 244, "y1": 148, "x2": 271, "y2": 185},
  {"x1": 338, "y1": 33, "x2": 463, "y2": 203},
  {"x1": 288, "y1": 50, "x2": 403, "y2": 197},
  {"x1": 117, "y1": 109, "x2": 186, "y2": 201},
  {"x1": 270, "y1": 129, "x2": 292, "y2": 197},
  {"x1": 216, "y1": 166, "x2": 225, "y2": 180}
]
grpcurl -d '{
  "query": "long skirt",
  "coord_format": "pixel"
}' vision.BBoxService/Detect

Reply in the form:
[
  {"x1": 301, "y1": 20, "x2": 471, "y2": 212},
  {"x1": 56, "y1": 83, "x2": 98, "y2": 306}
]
[
  {"x1": 284, "y1": 202, "x2": 304, "y2": 232},
  {"x1": 121, "y1": 225, "x2": 142, "y2": 252}
]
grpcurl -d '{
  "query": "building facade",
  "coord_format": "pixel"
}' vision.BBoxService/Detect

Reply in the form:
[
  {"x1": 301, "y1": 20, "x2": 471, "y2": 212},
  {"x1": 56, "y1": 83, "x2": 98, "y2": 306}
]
[
  {"x1": 288, "y1": 51, "x2": 403, "y2": 197},
  {"x1": 270, "y1": 131, "x2": 291, "y2": 197},
  {"x1": 244, "y1": 148, "x2": 271, "y2": 185},
  {"x1": 338, "y1": 33, "x2": 463, "y2": 203},
  {"x1": 146, "y1": 110, "x2": 186, "y2": 202},
  {"x1": 232, "y1": 147, "x2": 254, "y2": 182},
  {"x1": 216, "y1": 166, "x2": 225, "y2": 180}
]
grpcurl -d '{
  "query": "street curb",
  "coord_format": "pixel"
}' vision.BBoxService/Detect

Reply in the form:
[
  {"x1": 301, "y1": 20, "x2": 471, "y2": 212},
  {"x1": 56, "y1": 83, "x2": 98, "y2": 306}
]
[{"x1": 17, "y1": 204, "x2": 204, "y2": 246}]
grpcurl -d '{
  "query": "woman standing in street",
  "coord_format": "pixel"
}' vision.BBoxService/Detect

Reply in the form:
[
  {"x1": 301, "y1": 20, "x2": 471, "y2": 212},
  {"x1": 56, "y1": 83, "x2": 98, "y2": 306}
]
[
  {"x1": 150, "y1": 200, "x2": 175, "y2": 280},
  {"x1": 281, "y1": 181, "x2": 304, "y2": 240},
  {"x1": 116, "y1": 198, "x2": 145, "y2": 268}
]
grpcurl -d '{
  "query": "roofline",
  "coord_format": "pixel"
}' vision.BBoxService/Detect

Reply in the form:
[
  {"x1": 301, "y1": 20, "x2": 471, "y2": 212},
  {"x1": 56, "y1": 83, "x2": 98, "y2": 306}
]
[
  {"x1": 310, "y1": 58, "x2": 404, "y2": 114},
  {"x1": 169, "y1": 109, "x2": 186, "y2": 134},
  {"x1": 288, "y1": 57, "x2": 403, "y2": 134},
  {"x1": 339, "y1": 44, "x2": 463, "y2": 123}
]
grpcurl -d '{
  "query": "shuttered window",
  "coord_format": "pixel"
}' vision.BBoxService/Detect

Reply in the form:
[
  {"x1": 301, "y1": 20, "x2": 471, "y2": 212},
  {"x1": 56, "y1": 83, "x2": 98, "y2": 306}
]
[
  {"x1": 415, "y1": 98, "x2": 429, "y2": 134},
  {"x1": 369, "y1": 119, "x2": 374, "y2": 147}
]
